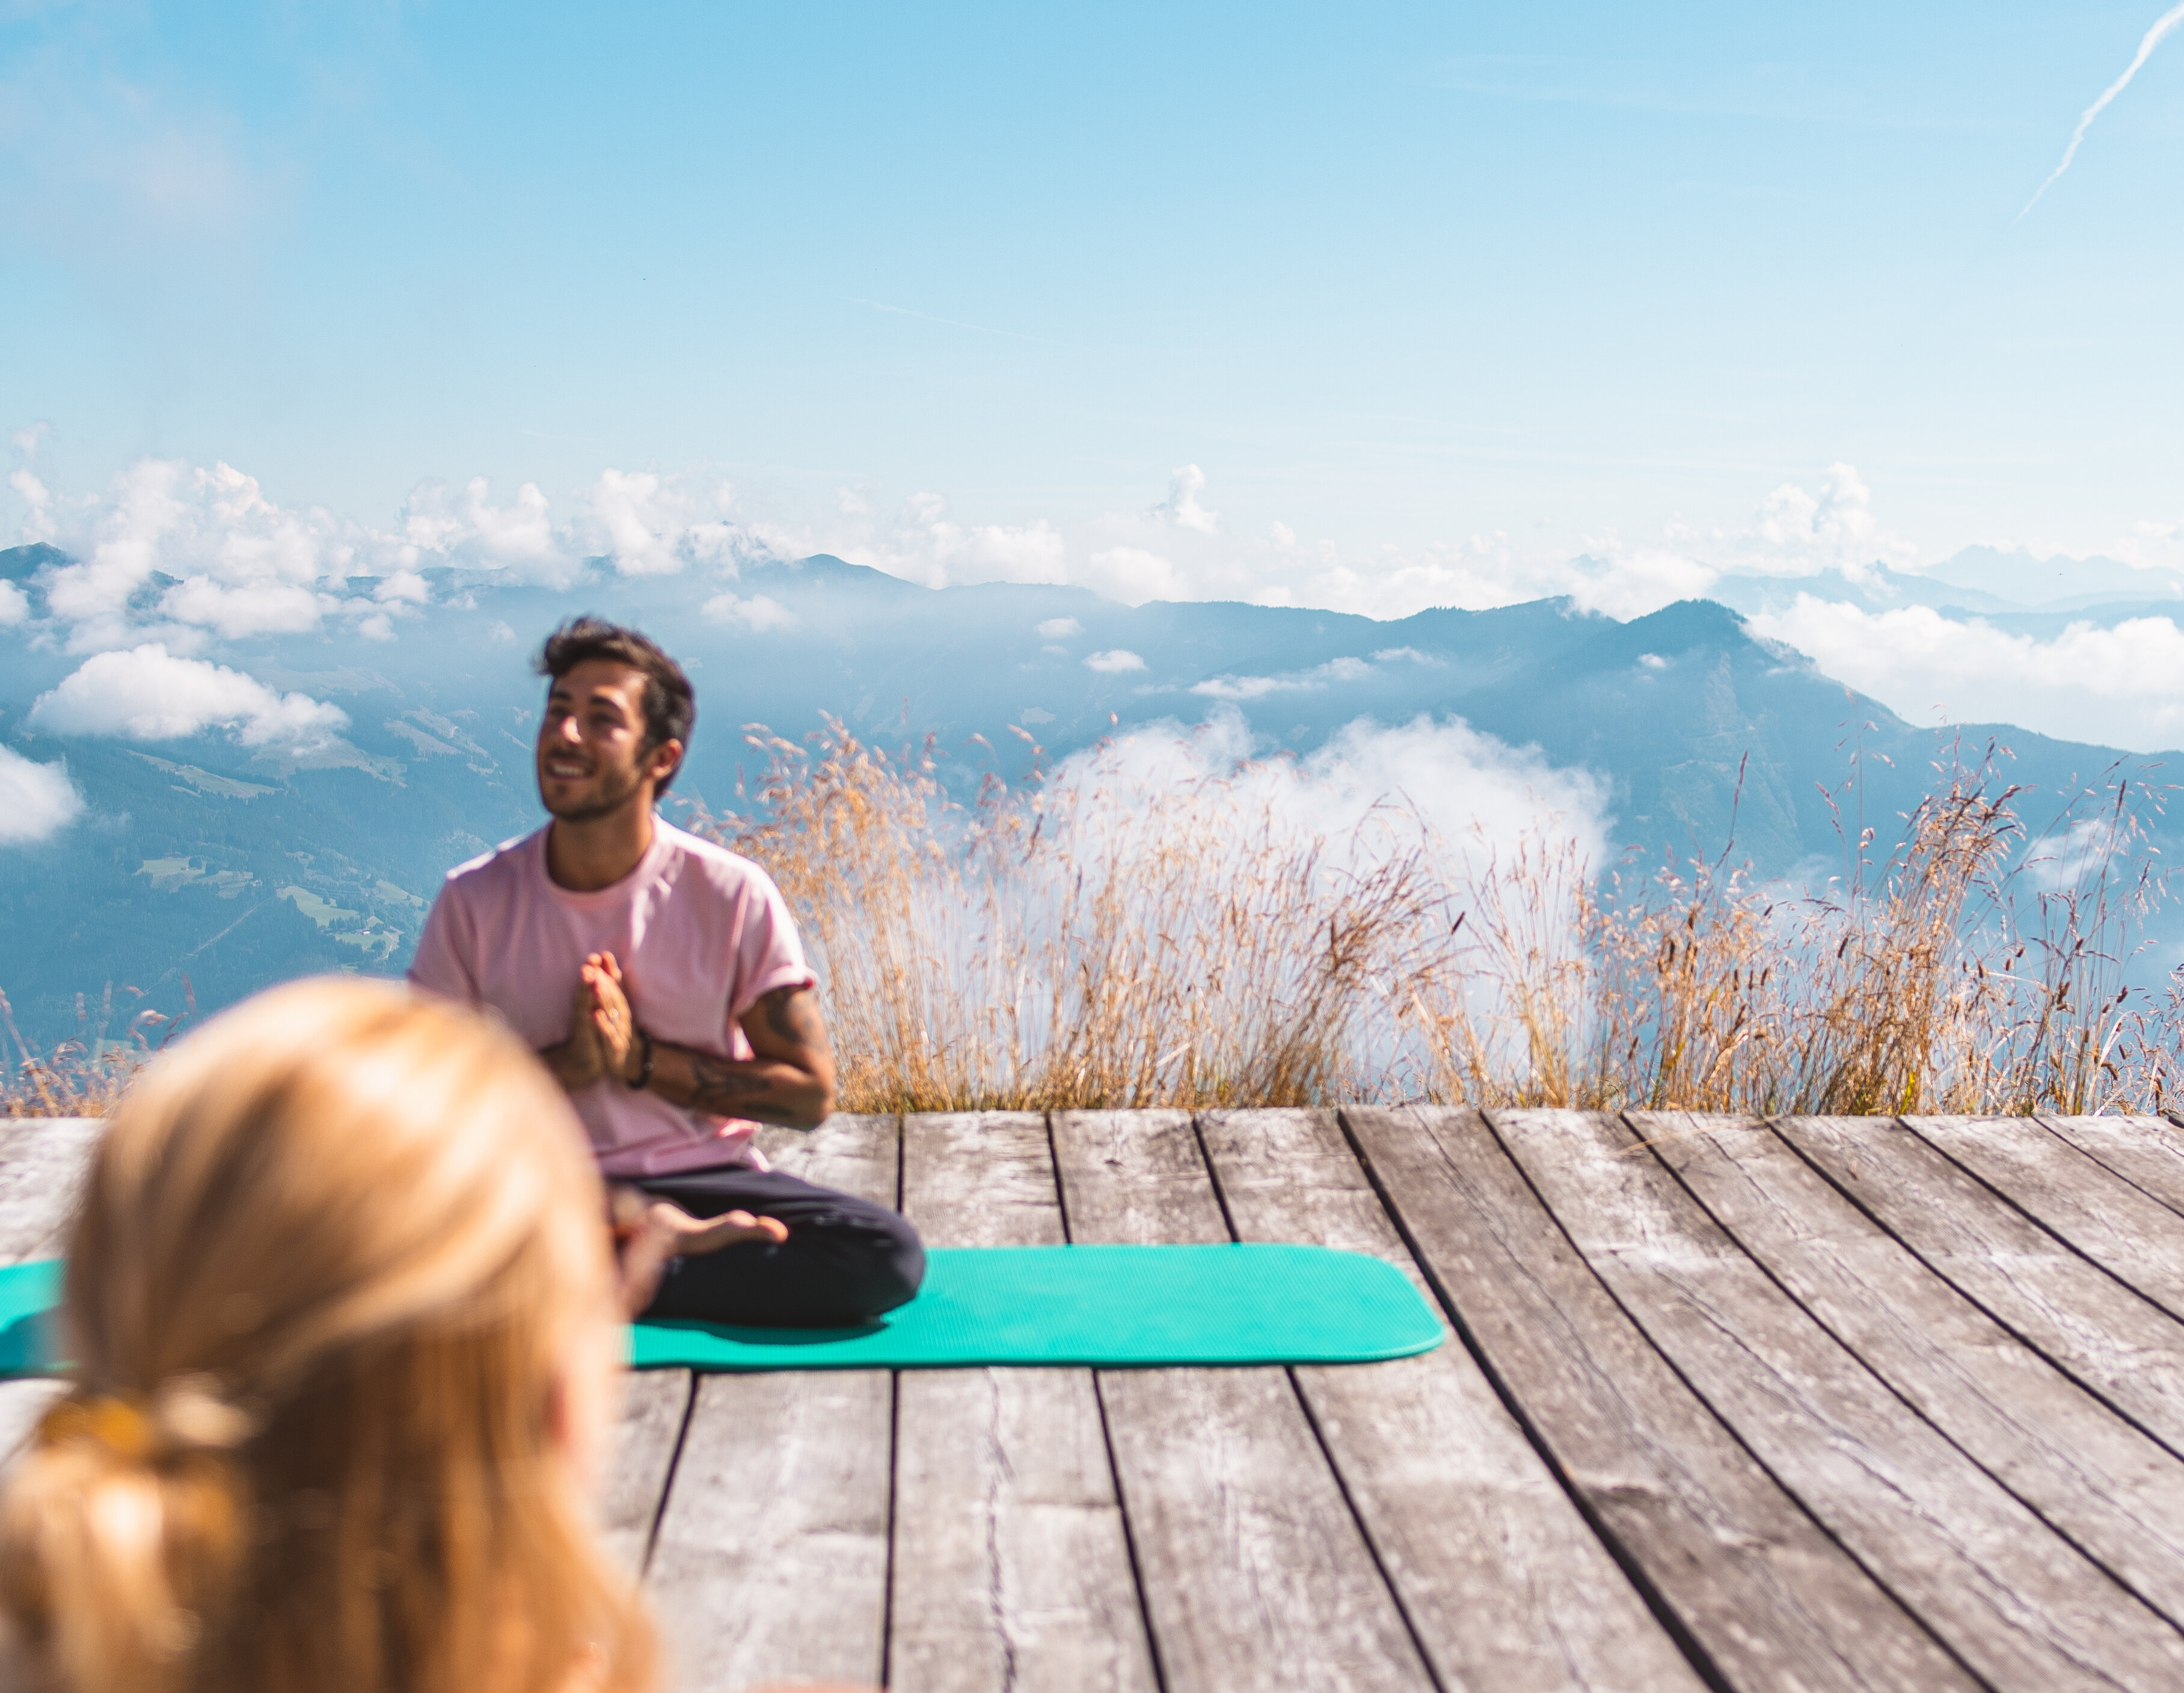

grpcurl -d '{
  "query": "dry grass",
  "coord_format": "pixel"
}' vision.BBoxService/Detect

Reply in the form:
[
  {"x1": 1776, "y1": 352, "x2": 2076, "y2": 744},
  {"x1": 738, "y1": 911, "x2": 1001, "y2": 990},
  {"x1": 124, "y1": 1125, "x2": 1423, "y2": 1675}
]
[
  {"x1": 692, "y1": 721, "x2": 2184, "y2": 1119},
  {"x1": 17, "y1": 725, "x2": 2179, "y2": 1121},
  {"x1": 687, "y1": 720, "x2": 1452, "y2": 1110},
  {"x1": 1415, "y1": 758, "x2": 2175, "y2": 1116},
  {"x1": 0, "y1": 981, "x2": 194, "y2": 1119}
]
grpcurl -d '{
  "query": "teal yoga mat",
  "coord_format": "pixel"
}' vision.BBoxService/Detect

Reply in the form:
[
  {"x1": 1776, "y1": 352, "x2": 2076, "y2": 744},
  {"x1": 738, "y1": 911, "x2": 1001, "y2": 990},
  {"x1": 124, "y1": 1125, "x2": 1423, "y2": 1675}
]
[
  {"x1": 0, "y1": 1245, "x2": 1444, "y2": 1377},
  {"x1": 0, "y1": 1261, "x2": 58, "y2": 1378},
  {"x1": 631, "y1": 1244, "x2": 1444, "y2": 1371}
]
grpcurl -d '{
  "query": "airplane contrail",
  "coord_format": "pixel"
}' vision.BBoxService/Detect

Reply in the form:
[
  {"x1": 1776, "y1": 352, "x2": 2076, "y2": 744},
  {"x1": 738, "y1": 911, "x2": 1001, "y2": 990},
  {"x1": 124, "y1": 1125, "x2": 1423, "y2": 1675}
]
[{"x1": 2019, "y1": 1, "x2": 2184, "y2": 220}]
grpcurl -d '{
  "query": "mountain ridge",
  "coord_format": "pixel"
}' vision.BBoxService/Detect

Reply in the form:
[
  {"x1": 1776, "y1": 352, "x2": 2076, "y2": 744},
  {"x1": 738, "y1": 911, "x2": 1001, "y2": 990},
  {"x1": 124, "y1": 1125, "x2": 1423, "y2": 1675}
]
[{"x1": 2, "y1": 545, "x2": 2175, "y2": 1044}]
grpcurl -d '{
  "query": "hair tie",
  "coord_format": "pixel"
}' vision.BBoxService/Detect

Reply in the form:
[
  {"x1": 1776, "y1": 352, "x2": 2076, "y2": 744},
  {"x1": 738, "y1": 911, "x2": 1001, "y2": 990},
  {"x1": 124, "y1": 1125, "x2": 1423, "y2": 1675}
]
[
  {"x1": 37, "y1": 1394, "x2": 154, "y2": 1462},
  {"x1": 35, "y1": 1377, "x2": 253, "y2": 1463}
]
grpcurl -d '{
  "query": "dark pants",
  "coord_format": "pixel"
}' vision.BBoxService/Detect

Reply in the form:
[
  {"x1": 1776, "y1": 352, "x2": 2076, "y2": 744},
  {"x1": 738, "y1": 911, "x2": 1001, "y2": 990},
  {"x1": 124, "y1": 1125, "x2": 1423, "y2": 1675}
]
[{"x1": 637, "y1": 1166, "x2": 926, "y2": 1329}]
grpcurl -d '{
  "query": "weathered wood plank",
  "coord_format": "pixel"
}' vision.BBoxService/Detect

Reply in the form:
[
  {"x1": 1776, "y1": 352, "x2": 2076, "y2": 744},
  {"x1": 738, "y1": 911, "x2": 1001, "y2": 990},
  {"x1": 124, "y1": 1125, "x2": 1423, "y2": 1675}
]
[
  {"x1": 755, "y1": 1109, "x2": 903, "y2": 1208},
  {"x1": 1347, "y1": 1104, "x2": 1974, "y2": 1692},
  {"x1": 0, "y1": 1119, "x2": 100, "y2": 1263},
  {"x1": 2037, "y1": 1115, "x2": 2184, "y2": 1224},
  {"x1": 1907, "y1": 1115, "x2": 2184, "y2": 1320},
  {"x1": 891, "y1": 1111, "x2": 1157, "y2": 1693},
  {"x1": 1051, "y1": 1110, "x2": 1223, "y2": 1249},
  {"x1": 1639, "y1": 1110, "x2": 2184, "y2": 1633},
  {"x1": 1050, "y1": 1109, "x2": 1433, "y2": 1693},
  {"x1": 1775, "y1": 1113, "x2": 2184, "y2": 1462},
  {"x1": 645, "y1": 1113, "x2": 898, "y2": 1692},
  {"x1": 1202, "y1": 1108, "x2": 1705, "y2": 1693},
  {"x1": 1500, "y1": 1107, "x2": 2184, "y2": 1690},
  {"x1": 903, "y1": 1112, "x2": 1067, "y2": 1247},
  {"x1": 599, "y1": 1369, "x2": 690, "y2": 1578},
  {"x1": 648, "y1": 1368, "x2": 894, "y2": 1692}
]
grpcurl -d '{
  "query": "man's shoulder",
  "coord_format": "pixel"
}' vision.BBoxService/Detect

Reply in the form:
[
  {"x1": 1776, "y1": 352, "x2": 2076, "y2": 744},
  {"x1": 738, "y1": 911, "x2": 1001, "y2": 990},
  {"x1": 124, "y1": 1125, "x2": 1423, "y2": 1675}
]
[
  {"x1": 655, "y1": 821, "x2": 781, "y2": 898},
  {"x1": 440, "y1": 828, "x2": 545, "y2": 895}
]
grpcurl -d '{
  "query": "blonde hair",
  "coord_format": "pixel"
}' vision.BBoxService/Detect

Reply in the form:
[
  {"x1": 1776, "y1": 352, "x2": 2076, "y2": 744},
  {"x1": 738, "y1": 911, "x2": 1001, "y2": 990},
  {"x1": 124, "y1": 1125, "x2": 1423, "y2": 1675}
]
[{"x1": 0, "y1": 978, "x2": 657, "y2": 1693}]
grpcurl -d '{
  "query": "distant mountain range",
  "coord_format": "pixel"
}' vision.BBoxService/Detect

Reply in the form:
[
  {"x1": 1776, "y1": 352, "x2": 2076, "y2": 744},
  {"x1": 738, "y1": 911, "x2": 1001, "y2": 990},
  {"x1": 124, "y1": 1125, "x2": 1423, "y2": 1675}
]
[
  {"x1": 2, "y1": 541, "x2": 2177, "y2": 1047},
  {"x1": 1703, "y1": 550, "x2": 2184, "y2": 622}
]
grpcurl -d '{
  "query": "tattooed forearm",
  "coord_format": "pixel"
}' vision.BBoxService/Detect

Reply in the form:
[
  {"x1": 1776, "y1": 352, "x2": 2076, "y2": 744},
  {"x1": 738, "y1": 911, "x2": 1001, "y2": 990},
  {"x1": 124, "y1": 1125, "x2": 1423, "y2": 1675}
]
[
  {"x1": 758, "y1": 985, "x2": 829, "y2": 1050},
  {"x1": 686, "y1": 1053, "x2": 775, "y2": 1112},
  {"x1": 631, "y1": 990, "x2": 836, "y2": 1128}
]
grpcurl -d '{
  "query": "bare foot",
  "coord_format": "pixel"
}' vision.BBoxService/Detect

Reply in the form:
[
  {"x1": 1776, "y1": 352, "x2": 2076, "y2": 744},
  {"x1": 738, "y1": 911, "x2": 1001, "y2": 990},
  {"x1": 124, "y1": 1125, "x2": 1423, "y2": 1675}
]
[{"x1": 609, "y1": 1189, "x2": 787, "y2": 1317}]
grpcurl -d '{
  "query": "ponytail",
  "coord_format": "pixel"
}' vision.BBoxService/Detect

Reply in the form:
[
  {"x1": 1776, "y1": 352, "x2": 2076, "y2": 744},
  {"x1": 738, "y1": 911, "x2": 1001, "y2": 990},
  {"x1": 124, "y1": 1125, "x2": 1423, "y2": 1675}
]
[
  {"x1": 0, "y1": 1379, "x2": 251, "y2": 1693},
  {"x1": 0, "y1": 981, "x2": 655, "y2": 1693}
]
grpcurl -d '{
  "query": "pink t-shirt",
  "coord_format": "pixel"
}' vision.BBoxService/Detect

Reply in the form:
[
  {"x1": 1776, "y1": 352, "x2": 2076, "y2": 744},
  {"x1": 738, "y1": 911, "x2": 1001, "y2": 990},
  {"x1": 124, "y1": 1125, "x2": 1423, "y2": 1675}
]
[{"x1": 407, "y1": 820, "x2": 814, "y2": 1178}]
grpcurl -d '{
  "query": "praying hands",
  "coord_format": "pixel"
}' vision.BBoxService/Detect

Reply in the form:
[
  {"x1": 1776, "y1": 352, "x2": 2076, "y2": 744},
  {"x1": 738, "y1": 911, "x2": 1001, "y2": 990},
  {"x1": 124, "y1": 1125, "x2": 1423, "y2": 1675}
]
[{"x1": 541, "y1": 951, "x2": 643, "y2": 1091}]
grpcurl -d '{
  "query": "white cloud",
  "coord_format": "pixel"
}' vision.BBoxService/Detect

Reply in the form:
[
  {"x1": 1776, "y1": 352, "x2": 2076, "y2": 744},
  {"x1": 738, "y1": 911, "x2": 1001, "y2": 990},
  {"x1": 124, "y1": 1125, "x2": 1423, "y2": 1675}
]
[
  {"x1": 702, "y1": 591, "x2": 797, "y2": 632},
  {"x1": 19, "y1": 450, "x2": 2111, "y2": 666},
  {"x1": 15, "y1": 455, "x2": 773, "y2": 651},
  {"x1": 156, "y1": 575, "x2": 330, "y2": 638},
  {"x1": 1556, "y1": 463, "x2": 1915, "y2": 622},
  {"x1": 1084, "y1": 649, "x2": 1146, "y2": 673},
  {"x1": 1158, "y1": 464, "x2": 1220, "y2": 535},
  {"x1": 1192, "y1": 656, "x2": 1373, "y2": 700},
  {"x1": 732, "y1": 471, "x2": 1225, "y2": 602},
  {"x1": 0, "y1": 745, "x2": 83, "y2": 845},
  {"x1": 1084, "y1": 546, "x2": 1188, "y2": 603},
  {"x1": 400, "y1": 477, "x2": 571, "y2": 581},
  {"x1": 2120, "y1": 519, "x2": 2184, "y2": 573},
  {"x1": 0, "y1": 581, "x2": 26, "y2": 626},
  {"x1": 842, "y1": 493, "x2": 1069, "y2": 590},
  {"x1": 28, "y1": 645, "x2": 350, "y2": 749},
  {"x1": 33, "y1": 458, "x2": 371, "y2": 650},
  {"x1": 7, "y1": 424, "x2": 55, "y2": 544},
  {"x1": 375, "y1": 569, "x2": 430, "y2": 605},
  {"x1": 1035, "y1": 616, "x2": 1083, "y2": 638},
  {"x1": 580, "y1": 469, "x2": 746, "y2": 577},
  {"x1": 1568, "y1": 546, "x2": 1720, "y2": 619},
  {"x1": 1048, "y1": 706, "x2": 1612, "y2": 887},
  {"x1": 1738, "y1": 462, "x2": 1902, "y2": 578},
  {"x1": 1749, "y1": 597, "x2": 2184, "y2": 751},
  {"x1": 7, "y1": 467, "x2": 55, "y2": 541},
  {"x1": 6, "y1": 453, "x2": 1598, "y2": 629}
]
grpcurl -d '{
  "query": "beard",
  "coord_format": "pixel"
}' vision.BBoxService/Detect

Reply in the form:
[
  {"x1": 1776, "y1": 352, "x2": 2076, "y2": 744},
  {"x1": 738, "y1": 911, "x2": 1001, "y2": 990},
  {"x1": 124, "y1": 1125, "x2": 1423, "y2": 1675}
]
[{"x1": 539, "y1": 752, "x2": 649, "y2": 823}]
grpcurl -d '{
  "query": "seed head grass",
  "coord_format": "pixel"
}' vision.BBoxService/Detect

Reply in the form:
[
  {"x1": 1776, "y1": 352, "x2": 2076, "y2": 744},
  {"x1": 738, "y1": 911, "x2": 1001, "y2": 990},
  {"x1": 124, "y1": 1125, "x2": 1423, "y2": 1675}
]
[
  {"x1": 684, "y1": 721, "x2": 2184, "y2": 1119},
  {"x1": 13, "y1": 725, "x2": 2179, "y2": 1121}
]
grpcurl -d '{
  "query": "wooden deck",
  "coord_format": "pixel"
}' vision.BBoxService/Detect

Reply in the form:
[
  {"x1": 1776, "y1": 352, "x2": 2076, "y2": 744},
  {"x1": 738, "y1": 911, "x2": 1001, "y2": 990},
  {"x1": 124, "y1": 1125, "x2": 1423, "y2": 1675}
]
[{"x1": 7, "y1": 1107, "x2": 2184, "y2": 1691}]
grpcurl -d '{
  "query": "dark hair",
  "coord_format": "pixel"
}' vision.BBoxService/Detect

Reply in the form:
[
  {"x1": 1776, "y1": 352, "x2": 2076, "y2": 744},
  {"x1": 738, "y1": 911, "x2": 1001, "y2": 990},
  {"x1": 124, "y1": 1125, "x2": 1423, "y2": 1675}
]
[{"x1": 535, "y1": 617, "x2": 696, "y2": 792}]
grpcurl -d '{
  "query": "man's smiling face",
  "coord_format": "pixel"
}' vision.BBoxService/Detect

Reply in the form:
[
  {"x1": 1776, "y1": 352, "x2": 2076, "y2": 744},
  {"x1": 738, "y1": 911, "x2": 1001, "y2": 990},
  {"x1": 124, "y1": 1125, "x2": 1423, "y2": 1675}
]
[{"x1": 536, "y1": 659, "x2": 662, "y2": 822}]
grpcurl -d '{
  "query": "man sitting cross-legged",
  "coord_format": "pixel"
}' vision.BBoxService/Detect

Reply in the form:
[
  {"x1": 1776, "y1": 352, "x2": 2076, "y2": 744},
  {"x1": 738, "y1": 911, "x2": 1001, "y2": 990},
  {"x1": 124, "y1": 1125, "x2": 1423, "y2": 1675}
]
[{"x1": 408, "y1": 615, "x2": 925, "y2": 1327}]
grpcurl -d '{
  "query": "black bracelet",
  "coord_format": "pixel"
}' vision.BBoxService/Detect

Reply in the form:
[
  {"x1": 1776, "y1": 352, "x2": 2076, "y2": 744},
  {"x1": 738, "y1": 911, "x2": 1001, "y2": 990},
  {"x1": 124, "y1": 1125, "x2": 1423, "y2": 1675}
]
[{"x1": 625, "y1": 1028, "x2": 655, "y2": 1092}]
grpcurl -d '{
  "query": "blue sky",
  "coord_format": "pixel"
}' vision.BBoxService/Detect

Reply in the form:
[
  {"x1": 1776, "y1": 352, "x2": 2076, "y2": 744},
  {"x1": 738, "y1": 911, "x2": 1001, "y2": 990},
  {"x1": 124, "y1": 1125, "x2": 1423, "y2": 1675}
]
[{"x1": 4, "y1": 1, "x2": 2182, "y2": 614}]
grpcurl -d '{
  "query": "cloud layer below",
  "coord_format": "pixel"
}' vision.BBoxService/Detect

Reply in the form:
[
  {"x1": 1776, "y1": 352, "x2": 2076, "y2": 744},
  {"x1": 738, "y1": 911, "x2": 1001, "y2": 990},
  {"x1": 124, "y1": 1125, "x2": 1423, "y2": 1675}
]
[
  {"x1": 1048, "y1": 705, "x2": 1614, "y2": 888},
  {"x1": 1749, "y1": 598, "x2": 2184, "y2": 752}
]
